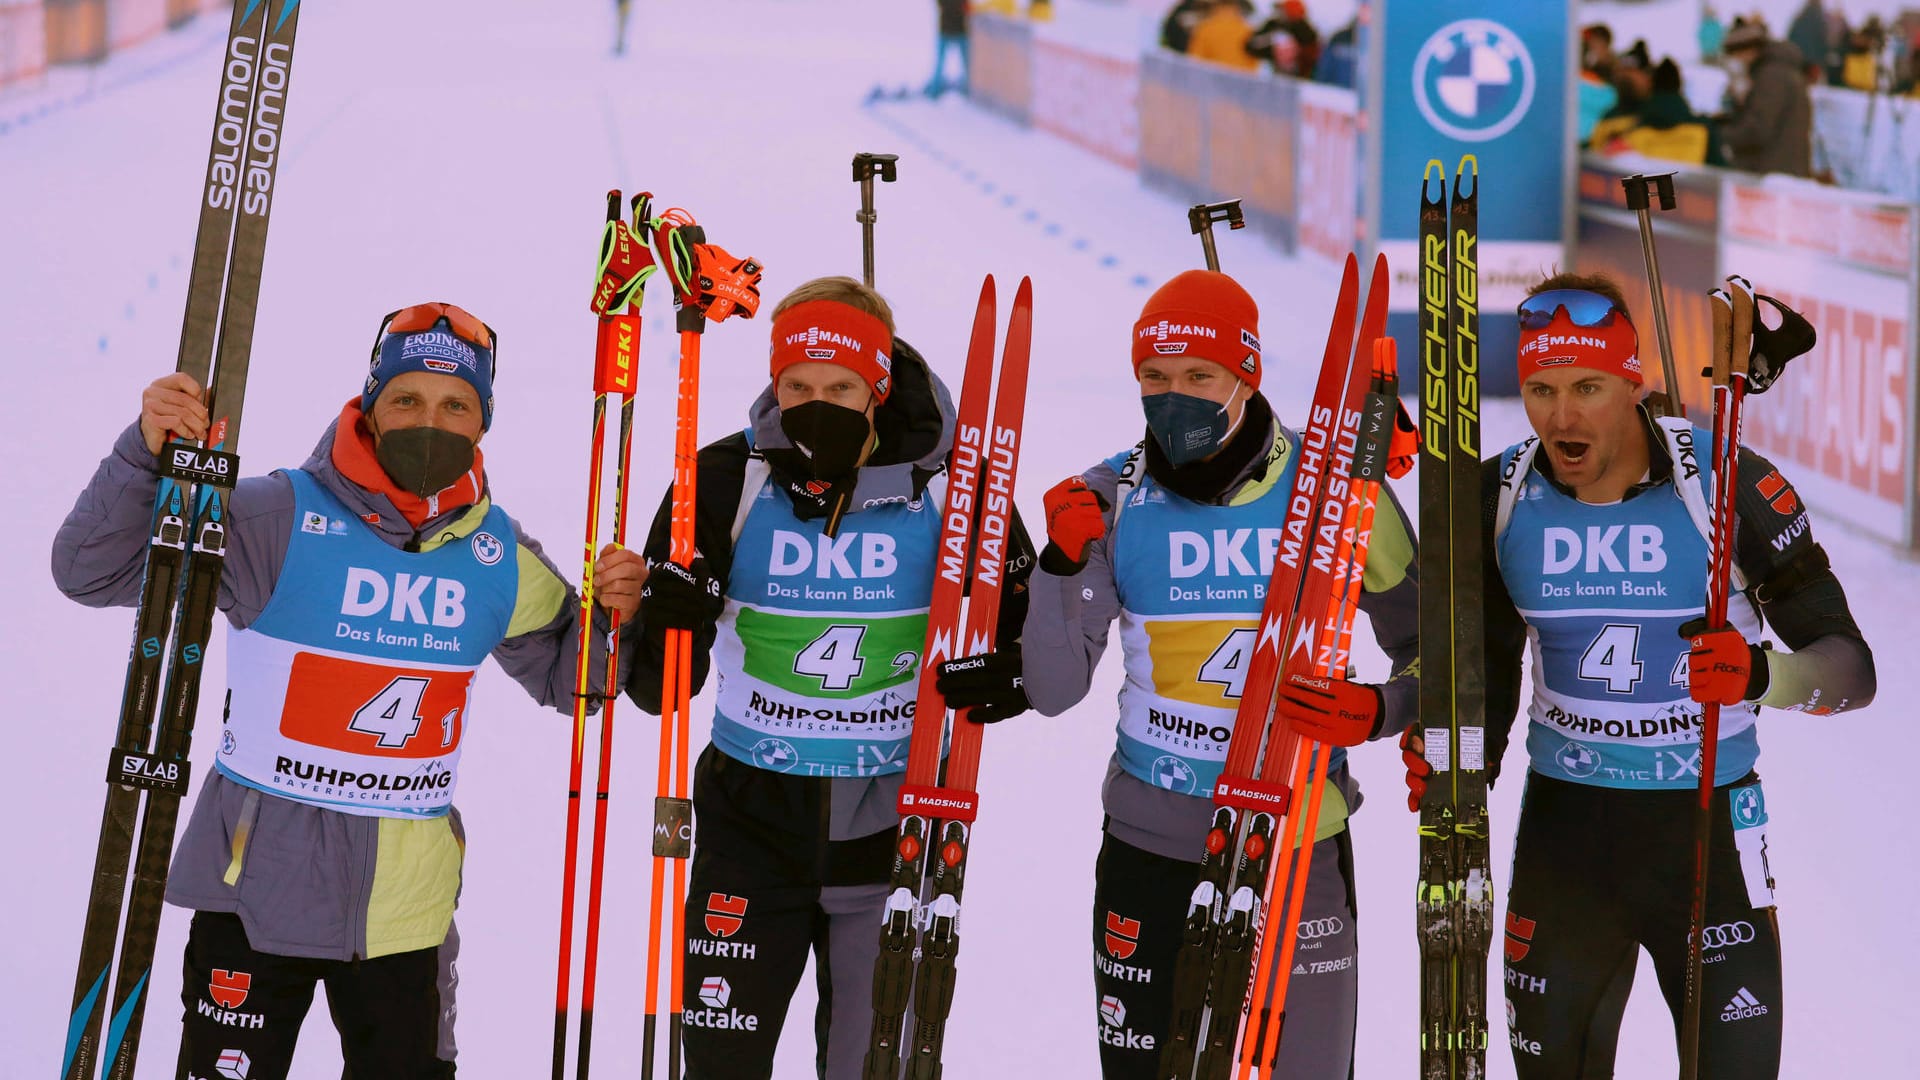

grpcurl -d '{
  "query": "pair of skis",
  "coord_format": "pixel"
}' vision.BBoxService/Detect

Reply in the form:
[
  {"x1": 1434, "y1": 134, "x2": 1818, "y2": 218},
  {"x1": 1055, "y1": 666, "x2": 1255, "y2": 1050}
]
[
  {"x1": 60, "y1": 4, "x2": 302, "y2": 1078},
  {"x1": 865, "y1": 274, "x2": 1033, "y2": 1080},
  {"x1": 1413, "y1": 155, "x2": 1492, "y2": 1080},
  {"x1": 1159, "y1": 251, "x2": 1398, "y2": 1080}
]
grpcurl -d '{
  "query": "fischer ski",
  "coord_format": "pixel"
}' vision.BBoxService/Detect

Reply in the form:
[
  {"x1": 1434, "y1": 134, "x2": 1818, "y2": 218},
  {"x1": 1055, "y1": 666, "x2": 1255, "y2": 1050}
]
[
  {"x1": 865, "y1": 274, "x2": 1033, "y2": 1080},
  {"x1": 1414, "y1": 155, "x2": 1491, "y2": 1080},
  {"x1": 62, "y1": 4, "x2": 302, "y2": 1079}
]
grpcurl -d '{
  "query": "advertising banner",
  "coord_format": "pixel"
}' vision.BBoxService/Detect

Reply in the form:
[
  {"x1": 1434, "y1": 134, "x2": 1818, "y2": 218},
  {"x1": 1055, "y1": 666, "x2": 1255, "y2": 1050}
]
[
  {"x1": 1299, "y1": 82, "x2": 1360, "y2": 263},
  {"x1": 1032, "y1": 38, "x2": 1139, "y2": 170},
  {"x1": 971, "y1": 13, "x2": 1033, "y2": 125},
  {"x1": 1371, "y1": 0, "x2": 1574, "y2": 396}
]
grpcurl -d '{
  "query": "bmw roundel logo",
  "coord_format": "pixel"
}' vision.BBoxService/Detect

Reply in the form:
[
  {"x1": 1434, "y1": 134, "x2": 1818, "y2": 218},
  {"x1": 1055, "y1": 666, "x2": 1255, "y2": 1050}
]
[
  {"x1": 1556, "y1": 740, "x2": 1601, "y2": 778},
  {"x1": 1413, "y1": 19, "x2": 1536, "y2": 143},
  {"x1": 1151, "y1": 755, "x2": 1199, "y2": 795},
  {"x1": 471, "y1": 531, "x2": 504, "y2": 566},
  {"x1": 750, "y1": 738, "x2": 800, "y2": 772},
  {"x1": 1731, "y1": 785, "x2": 1765, "y2": 827}
]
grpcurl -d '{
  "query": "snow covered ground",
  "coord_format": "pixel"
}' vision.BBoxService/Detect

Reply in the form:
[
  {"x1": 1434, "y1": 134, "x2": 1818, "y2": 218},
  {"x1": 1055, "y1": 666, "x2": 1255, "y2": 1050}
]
[{"x1": 2, "y1": 1, "x2": 1915, "y2": 1077}]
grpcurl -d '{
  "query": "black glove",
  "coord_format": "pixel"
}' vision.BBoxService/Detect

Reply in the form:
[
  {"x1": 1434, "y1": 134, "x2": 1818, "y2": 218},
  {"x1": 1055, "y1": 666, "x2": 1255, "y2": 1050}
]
[
  {"x1": 641, "y1": 557, "x2": 723, "y2": 631},
  {"x1": 934, "y1": 646, "x2": 1031, "y2": 724}
]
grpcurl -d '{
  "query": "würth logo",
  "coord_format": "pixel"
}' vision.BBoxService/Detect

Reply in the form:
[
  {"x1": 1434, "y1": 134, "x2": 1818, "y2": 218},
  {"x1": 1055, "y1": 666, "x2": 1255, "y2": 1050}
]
[
  {"x1": 1504, "y1": 911, "x2": 1536, "y2": 962},
  {"x1": 209, "y1": 969, "x2": 251, "y2": 1010},
  {"x1": 1104, "y1": 912, "x2": 1141, "y2": 960},
  {"x1": 705, "y1": 893, "x2": 748, "y2": 939}
]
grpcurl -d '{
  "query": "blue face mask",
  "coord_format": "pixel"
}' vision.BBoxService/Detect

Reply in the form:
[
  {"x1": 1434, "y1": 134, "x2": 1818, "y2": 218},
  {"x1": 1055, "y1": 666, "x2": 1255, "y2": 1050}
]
[{"x1": 1142, "y1": 387, "x2": 1245, "y2": 466}]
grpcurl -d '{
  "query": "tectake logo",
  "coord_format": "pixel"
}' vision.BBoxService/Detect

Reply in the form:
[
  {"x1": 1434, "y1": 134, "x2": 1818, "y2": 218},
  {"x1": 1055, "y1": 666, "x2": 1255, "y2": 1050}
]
[
  {"x1": 699, "y1": 975, "x2": 731, "y2": 1009},
  {"x1": 1098, "y1": 995, "x2": 1126, "y2": 1028},
  {"x1": 214, "y1": 1048, "x2": 251, "y2": 1080},
  {"x1": 1413, "y1": 19, "x2": 1537, "y2": 143}
]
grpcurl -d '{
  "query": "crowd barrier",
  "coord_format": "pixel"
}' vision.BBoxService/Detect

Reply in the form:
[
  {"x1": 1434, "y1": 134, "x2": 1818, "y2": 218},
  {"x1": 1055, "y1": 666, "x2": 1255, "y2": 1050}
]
[
  {"x1": 7, "y1": 0, "x2": 216, "y2": 72},
  {"x1": 1576, "y1": 153, "x2": 1920, "y2": 550}
]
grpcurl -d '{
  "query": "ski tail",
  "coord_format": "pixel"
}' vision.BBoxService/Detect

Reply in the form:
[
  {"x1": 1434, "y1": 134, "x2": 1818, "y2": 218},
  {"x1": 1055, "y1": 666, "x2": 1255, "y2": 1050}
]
[
  {"x1": 900, "y1": 276, "x2": 1033, "y2": 1078},
  {"x1": 865, "y1": 276, "x2": 999, "y2": 1080}
]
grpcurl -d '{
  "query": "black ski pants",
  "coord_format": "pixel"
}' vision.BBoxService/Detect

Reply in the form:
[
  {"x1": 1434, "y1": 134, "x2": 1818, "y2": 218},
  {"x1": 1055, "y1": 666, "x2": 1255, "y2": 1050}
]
[
  {"x1": 1504, "y1": 772, "x2": 1782, "y2": 1079},
  {"x1": 681, "y1": 745, "x2": 894, "y2": 1080},
  {"x1": 1092, "y1": 825, "x2": 1359, "y2": 1080},
  {"x1": 175, "y1": 910, "x2": 456, "y2": 1079}
]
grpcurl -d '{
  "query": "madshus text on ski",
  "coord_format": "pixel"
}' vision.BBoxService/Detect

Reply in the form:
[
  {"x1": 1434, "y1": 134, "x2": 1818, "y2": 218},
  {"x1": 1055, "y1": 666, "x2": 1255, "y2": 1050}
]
[{"x1": 43, "y1": 26, "x2": 1873, "y2": 1076}]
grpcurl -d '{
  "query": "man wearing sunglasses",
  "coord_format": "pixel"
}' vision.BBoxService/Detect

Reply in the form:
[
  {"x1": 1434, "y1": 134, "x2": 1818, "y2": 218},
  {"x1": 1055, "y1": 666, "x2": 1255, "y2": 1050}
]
[
  {"x1": 626, "y1": 276, "x2": 1034, "y2": 1078},
  {"x1": 53, "y1": 303, "x2": 645, "y2": 1078},
  {"x1": 1417, "y1": 273, "x2": 1875, "y2": 1077}
]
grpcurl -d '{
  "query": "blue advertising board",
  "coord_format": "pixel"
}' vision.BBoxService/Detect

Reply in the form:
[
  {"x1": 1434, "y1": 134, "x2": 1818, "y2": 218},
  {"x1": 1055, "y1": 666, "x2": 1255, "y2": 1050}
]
[{"x1": 1364, "y1": 1, "x2": 1574, "y2": 396}]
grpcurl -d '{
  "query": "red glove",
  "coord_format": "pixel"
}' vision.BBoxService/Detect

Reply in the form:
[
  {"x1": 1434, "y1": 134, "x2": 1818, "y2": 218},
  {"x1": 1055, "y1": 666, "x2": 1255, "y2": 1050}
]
[
  {"x1": 1276, "y1": 672, "x2": 1382, "y2": 747},
  {"x1": 1400, "y1": 728, "x2": 1432, "y2": 813},
  {"x1": 1683, "y1": 621, "x2": 1763, "y2": 706},
  {"x1": 1042, "y1": 476, "x2": 1108, "y2": 572}
]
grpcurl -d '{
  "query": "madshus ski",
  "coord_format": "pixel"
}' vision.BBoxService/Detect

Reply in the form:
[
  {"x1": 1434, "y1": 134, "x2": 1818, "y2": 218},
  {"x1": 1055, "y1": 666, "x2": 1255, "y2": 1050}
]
[
  {"x1": 62, "y1": 3, "x2": 303, "y2": 1078},
  {"x1": 1158, "y1": 253, "x2": 1390, "y2": 1080},
  {"x1": 1414, "y1": 155, "x2": 1491, "y2": 1080},
  {"x1": 865, "y1": 275, "x2": 1033, "y2": 1080}
]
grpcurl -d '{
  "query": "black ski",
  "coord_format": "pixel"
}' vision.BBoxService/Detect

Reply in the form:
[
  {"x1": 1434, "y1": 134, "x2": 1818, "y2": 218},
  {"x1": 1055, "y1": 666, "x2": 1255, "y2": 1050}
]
[
  {"x1": 62, "y1": 4, "x2": 303, "y2": 1077},
  {"x1": 1414, "y1": 155, "x2": 1490, "y2": 1080}
]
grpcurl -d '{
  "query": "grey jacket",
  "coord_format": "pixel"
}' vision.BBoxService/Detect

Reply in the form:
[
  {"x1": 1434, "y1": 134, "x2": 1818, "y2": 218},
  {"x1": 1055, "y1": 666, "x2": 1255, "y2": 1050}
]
[
  {"x1": 53, "y1": 419, "x2": 623, "y2": 959},
  {"x1": 1022, "y1": 419, "x2": 1421, "y2": 861},
  {"x1": 1722, "y1": 41, "x2": 1814, "y2": 177}
]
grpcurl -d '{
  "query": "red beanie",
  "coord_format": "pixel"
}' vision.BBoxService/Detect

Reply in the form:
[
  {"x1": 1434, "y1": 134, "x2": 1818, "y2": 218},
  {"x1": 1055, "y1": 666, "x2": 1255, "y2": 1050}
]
[
  {"x1": 1517, "y1": 310, "x2": 1642, "y2": 386},
  {"x1": 770, "y1": 300, "x2": 895, "y2": 402},
  {"x1": 1132, "y1": 270, "x2": 1263, "y2": 389}
]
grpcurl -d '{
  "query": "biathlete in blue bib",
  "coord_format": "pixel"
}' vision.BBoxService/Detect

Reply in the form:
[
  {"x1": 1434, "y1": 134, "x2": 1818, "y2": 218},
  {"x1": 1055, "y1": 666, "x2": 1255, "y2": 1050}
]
[
  {"x1": 1410, "y1": 271, "x2": 1876, "y2": 1079},
  {"x1": 53, "y1": 303, "x2": 645, "y2": 1077},
  {"x1": 938, "y1": 269, "x2": 1423, "y2": 1079},
  {"x1": 624, "y1": 276, "x2": 1034, "y2": 1079}
]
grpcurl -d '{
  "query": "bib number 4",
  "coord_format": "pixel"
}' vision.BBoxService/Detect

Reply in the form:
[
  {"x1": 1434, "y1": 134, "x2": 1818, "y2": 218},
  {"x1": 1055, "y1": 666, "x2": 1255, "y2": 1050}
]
[
  {"x1": 794, "y1": 625, "x2": 869, "y2": 691},
  {"x1": 348, "y1": 676, "x2": 460, "y2": 748}
]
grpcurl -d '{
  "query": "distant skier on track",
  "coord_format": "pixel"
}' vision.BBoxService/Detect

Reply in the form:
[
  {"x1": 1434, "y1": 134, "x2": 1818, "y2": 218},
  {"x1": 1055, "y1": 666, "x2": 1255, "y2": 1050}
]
[
  {"x1": 1413, "y1": 272, "x2": 1876, "y2": 1078},
  {"x1": 52, "y1": 303, "x2": 645, "y2": 1077},
  {"x1": 624, "y1": 276, "x2": 1033, "y2": 1079},
  {"x1": 938, "y1": 270, "x2": 1421, "y2": 1078}
]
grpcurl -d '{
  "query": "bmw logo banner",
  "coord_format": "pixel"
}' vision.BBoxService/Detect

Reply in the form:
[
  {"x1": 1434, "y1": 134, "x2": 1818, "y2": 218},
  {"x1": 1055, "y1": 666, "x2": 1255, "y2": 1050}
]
[{"x1": 1365, "y1": 1, "x2": 1573, "y2": 396}]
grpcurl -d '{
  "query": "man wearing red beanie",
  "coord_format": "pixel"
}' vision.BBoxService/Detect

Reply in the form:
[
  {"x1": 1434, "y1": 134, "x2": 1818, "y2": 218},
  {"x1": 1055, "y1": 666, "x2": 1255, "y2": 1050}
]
[
  {"x1": 1426, "y1": 271, "x2": 1875, "y2": 1077},
  {"x1": 938, "y1": 268, "x2": 1420, "y2": 1077},
  {"x1": 626, "y1": 276, "x2": 1033, "y2": 1077}
]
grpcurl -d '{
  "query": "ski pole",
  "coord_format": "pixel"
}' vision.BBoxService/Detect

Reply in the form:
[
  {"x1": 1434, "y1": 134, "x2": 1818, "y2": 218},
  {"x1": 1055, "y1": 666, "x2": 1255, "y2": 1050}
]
[
  {"x1": 853, "y1": 152, "x2": 899, "y2": 288},
  {"x1": 1188, "y1": 200, "x2": 1245, "y2": 272},
  {"x1": 1620, "y1": 173, "x2": 1686, "y2": 419},
  {"x1": 1679, "y1": 277, "x2": 1753, "y2": 1080},
  {"x1": 556, "y1": 191, "x2": 650, "y2": 1080}
]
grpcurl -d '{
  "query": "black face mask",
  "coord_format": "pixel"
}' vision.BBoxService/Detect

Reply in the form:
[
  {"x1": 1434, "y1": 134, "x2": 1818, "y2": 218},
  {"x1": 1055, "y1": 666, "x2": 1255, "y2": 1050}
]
[
  {"x1": 375, "y1": 426, "x2": 476, "y2": 498},
  {"x1": 779, "y1": 400, "x2": 872, "y2": 482}
]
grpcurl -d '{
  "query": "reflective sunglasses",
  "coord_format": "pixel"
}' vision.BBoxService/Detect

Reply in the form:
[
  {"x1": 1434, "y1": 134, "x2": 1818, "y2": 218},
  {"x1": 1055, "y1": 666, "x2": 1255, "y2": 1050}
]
[
  {"x1": 378, "y1": 302, "x2": 498, "y2": 363},
  {"x1": 1516, "y1": 289, "x2": 1628, "y2": 331}
]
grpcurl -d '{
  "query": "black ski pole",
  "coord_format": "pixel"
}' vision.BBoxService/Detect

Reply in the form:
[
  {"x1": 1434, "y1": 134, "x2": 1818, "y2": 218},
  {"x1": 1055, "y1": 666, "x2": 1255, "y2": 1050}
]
[
  {"x1": 853, "y1": 152, "x2": 899, "y2": 288},
  {"x1": 1620, "y1": 173, "x2": 1685, "y2": 418},
  {"x1": 1187, "y1": 199, "x2": 1245, "y2": 272}
]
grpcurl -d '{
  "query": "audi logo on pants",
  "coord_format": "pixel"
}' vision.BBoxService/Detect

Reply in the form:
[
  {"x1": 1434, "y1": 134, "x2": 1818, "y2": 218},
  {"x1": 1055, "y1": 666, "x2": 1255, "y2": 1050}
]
[
  {"x1": 1699, "y1": 922, "x2": 1756, "y2": 949},
  {"x1": 1296, "y1": 917, "x2": 1346, "y2": 941}
]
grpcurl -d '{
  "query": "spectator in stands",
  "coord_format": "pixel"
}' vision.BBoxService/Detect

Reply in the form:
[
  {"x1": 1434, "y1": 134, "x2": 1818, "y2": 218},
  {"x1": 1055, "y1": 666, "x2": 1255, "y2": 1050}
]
[
  {"x1": 1187, "y1": 0, "x2": 1261, "y2": 74},
  {"x1": 1315, "y1": 15, "x2": 1357, "y2": 87},
  {"x1": 924, "y1": 0, "x2": 970, "y2": 99},
  {"x1": 1719, "y1": 22, "x2": 1814, "y2": 176},
  {"x1": 1161, "y1": 0, "x2": 1211, "y2": 55},
  {"x1": 1842, "y1": 17, "x2": 1886, "y2": 91},
  {"x1": 1250, "y1": 1, "x2": 1320, "y2": 79},
  {"x1": 1595, "y1": 58, "x2": 1726, "y2": 166},
  {"x1": 1700, "y1": 5, "x2": 1726, "y2": 63},
  {"x1": 1788, "y1": 0, "x2": 1831, "y2": 83},
  {"x1": 1605, "y1": 43, "x2": 1655, "y2": 123},
  {"x1": 1578, "y1": 23, "x2": 1620, "y2": 144}
]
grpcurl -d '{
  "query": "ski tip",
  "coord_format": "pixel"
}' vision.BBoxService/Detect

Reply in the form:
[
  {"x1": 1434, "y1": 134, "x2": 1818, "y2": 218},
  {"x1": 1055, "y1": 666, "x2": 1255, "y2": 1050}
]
[
  {"x1": 1015, "y1": 275, "x2": 1033, "y2": 301},
  {"x1": 1454, "y1": 155, "x2": 1479, "y2": 198},
  {"x1": 977, "y1": 274, "x2": 997, "y2": 304},
  {"x1": 1424, "y1": 159, "x2": 1446, "y2": 182}
]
